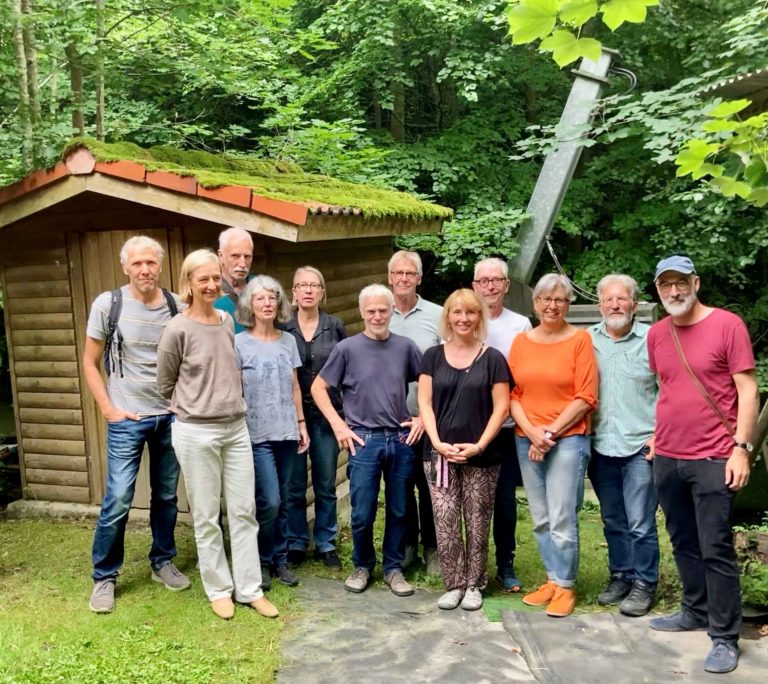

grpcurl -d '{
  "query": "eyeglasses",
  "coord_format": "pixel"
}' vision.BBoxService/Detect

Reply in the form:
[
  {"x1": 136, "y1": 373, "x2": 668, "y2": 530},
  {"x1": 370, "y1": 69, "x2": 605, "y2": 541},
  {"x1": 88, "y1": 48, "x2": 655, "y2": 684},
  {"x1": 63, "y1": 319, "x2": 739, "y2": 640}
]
[
  {"x1": 254, "y1": 294, "x2": 278, "y2": 304},
  {"x1": 294, "y1": 282, "x2": 323, "y2": 291},
  {"x1": 537, "y1": 296, "x2": 569, "y2": 307},
  {"x1": 601, "y1": 296, "x2": 631, "y2": 305},
  {"x1": 390, "y1": 270, "x2": 419, "y2": 279},
  {"x1": 657, "y1": 278, "x2": 692, "y2": 293},
  {"x1": 473, "y1": 277, "x2": 507, "y2": 287}
]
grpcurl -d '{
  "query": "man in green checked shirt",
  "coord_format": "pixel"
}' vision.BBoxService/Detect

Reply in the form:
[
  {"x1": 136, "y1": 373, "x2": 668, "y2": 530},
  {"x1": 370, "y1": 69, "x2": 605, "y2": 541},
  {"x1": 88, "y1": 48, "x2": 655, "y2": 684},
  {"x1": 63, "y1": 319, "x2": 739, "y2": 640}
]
[{"x1": 588, "y1": 273, "x2": 659, "y2": 618}]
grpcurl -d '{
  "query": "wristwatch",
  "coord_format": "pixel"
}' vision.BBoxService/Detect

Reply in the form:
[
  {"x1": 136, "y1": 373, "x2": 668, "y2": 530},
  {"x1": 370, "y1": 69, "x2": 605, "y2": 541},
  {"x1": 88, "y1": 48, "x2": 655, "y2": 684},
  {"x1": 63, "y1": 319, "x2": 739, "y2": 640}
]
[{"x1": 733, "y1": 440, "x2": 754, "y2": 453}]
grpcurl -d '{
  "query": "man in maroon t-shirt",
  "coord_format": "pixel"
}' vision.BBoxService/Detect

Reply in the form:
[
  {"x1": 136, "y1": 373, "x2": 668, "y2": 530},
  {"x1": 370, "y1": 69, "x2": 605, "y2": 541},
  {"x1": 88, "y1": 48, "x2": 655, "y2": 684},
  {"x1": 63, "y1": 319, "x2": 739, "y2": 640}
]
[{"x1": 647, "y1": 255, "x2": 758, "y2": 675}]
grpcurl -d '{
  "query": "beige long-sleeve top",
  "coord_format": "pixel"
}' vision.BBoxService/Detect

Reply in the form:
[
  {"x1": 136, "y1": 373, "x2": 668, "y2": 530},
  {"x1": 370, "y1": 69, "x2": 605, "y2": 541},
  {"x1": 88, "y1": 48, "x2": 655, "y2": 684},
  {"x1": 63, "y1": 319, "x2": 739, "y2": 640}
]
[{"x1": 156, "y1": 311, "x2": 246, "y2": 423}]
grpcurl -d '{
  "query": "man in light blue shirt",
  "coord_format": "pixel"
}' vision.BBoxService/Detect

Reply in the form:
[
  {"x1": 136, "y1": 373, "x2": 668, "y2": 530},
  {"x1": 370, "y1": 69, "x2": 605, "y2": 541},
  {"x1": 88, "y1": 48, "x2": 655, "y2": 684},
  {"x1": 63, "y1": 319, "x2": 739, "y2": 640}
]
[
  {"x1": 388, "y1": 250, "x2": 442, "y2": 575},
  {"x1": 588, "y1": 273, "x2": 659, "y2": 617}
]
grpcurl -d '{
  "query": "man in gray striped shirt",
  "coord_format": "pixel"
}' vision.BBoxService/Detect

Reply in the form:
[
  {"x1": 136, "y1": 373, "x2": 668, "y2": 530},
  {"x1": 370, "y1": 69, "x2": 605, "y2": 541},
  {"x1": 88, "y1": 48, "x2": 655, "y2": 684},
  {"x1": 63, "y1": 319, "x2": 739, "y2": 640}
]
[
  {"x1": 588, "y1": 273, "x2": 659, "y2": 617},
  {"x1": 83, "y1": 236, "x2": 189, "y2": 614}
]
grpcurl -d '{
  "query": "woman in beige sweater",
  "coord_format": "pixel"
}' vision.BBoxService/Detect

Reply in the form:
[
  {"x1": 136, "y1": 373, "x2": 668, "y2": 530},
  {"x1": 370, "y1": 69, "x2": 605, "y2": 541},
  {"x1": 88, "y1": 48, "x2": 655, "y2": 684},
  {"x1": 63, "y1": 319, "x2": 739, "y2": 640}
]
[{"x1": 157, "y1": 249, "x2": 277, "y2": 621}]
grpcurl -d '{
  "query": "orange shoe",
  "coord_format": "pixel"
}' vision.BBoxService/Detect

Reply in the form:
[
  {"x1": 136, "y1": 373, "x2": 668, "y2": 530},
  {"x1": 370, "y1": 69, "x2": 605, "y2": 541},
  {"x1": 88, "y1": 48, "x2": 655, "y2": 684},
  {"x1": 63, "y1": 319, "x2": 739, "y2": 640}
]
[
  {"x1": 546, "y1": 587, "x2": 576, "y2": 617},
  {"x1": 522, "y1": 581, "x2": 557, "y2": 607}
]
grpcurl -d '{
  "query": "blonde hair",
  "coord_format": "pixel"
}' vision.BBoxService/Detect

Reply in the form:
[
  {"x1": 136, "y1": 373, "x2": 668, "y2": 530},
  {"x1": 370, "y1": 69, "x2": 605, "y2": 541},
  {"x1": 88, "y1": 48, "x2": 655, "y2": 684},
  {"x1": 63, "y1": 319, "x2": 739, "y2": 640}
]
[
  {"x1": 178, "y1": 249, "x2": 221, "y2": 305},
  {"x1": 292, "y1": 265, "x2": 327, "y2": 307},
  {"x1": 440, "y1": 289, "x2": 488, "y2": 341},
  {"x1": 236, "y1": 275, "x2": 292, "y2": 326}
]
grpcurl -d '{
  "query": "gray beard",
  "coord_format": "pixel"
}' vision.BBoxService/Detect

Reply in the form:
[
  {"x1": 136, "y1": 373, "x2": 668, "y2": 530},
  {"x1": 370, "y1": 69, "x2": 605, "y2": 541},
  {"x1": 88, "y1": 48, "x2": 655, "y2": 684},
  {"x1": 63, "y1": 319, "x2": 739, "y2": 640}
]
[
  {"x1": 603, "y1": 313, "x2": 633, "y2": 330},
  {"x1": 662, "y1": 293, "x2": 696, "y2": 317}
]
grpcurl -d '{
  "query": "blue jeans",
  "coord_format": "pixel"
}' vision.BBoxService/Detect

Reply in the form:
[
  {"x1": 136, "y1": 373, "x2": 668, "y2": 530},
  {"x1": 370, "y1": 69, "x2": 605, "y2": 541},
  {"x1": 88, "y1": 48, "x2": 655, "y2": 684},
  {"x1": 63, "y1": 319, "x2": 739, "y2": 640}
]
[
  {"x1": 92, "y1": 414, "x2": 180, "y2": 581},
  {"x1": 252, "y1": 440, "x2": 300, "y2": 567},
  {"x1": 300, "y1": 416, "x2": 340, "y2": 553},
  {"x1": 516, "y1": 434, "x2": 590, "y2": 588},
  {"x1": 588, "y1": 448, "x2": 659, "y2": 584},
  {"x1": 348, "y1": 428, "x2": 415, "y2": 574},
  {"x1": 654, "y1": 455, "x2": 741, "y2": 640}
]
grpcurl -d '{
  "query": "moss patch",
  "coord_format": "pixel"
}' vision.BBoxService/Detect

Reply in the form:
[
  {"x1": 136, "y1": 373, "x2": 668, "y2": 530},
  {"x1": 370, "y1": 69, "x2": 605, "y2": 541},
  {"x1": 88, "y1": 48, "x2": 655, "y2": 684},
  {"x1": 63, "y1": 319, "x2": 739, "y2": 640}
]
[{"x1": 60, "y1": 137, "x2": 452, "y2": 221}]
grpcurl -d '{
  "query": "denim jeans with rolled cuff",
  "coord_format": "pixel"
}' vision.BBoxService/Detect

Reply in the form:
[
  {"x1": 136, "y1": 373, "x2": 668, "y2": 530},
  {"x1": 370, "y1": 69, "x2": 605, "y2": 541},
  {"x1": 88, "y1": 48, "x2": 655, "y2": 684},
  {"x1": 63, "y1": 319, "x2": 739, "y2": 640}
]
[{"x1": 516, "y1": 434, "x2": 590, "y2": 588}]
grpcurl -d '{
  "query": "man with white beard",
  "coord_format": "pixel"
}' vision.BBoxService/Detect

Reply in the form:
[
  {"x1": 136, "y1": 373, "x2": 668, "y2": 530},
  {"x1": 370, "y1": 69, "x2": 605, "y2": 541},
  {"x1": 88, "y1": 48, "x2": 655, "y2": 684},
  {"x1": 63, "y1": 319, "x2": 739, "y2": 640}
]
[
  {"x1": 647, "y1": 255, "x2": 758, "y2": 675},
  {"x1": 588, "y1": 274, "x2": 659, "y2": 617}
]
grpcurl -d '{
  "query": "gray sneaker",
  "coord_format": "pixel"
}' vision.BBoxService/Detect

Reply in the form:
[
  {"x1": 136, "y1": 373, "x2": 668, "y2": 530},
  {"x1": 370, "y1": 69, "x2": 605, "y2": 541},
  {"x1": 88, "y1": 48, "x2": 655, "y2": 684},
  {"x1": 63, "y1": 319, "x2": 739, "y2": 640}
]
[
  {"x1": 344, "y1": 567, "x2": 371, "y2": 593},
  {"x1": 151, "y1": 563, "x2": 191, "y2": 591},
  {"x1": 89, "y1": 579, "x2": 116, "y2": 613},
  {"x1": 460, "y1": 586, "x2": 483, "y2": 611},
  {"x1": 384, "y1": 570, "x2": 414, "y2": 597},
  {"x1": 437, "y1": 589, "x2": 464, "y2": 610}
]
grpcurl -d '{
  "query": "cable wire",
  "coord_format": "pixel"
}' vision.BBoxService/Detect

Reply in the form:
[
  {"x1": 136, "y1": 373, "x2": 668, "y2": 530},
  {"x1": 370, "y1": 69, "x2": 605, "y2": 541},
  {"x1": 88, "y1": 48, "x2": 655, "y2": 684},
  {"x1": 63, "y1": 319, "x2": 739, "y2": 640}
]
[{"x1": 544, "y1": 235, "x2": 599, "y2": 302}]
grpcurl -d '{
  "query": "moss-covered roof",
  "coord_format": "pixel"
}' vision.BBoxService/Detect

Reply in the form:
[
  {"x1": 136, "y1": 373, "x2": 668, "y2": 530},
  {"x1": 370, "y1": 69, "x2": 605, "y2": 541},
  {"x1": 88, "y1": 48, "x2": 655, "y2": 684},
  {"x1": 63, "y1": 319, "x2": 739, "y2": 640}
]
[{"x1": 61, "y1": 138, "x2": 453, "y2": 221}]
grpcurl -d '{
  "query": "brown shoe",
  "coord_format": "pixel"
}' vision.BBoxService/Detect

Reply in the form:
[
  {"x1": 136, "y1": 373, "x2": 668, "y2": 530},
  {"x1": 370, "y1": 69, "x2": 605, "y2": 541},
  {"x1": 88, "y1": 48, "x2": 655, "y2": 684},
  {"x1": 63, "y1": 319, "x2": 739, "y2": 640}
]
[
  {"x1": 546, "y1": 587, "x2": 576, "y2": 617},
  {"x1": 250, "y1": 596, "x2": 279, "y2": 618},
  {"x1": 522, "y1": 581, "x2": 557, "y2": 607},
  {"x1": 211, "y1": 597, "x2": 235, "y2": 620}
]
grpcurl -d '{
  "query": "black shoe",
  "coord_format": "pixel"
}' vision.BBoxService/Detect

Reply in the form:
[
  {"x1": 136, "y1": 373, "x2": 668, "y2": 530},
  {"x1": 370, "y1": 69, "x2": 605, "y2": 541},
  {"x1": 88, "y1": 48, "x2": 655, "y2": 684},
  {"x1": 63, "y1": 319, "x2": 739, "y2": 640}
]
[
  {"x1": 260, "y1": 564, "x2": 272, "y2": 592},
  {"x1": 274, "y1": 563, "x2": 299, "y2": 587},
  {"x1": 316, "y1": 549, "x2": 342, "y2": 570},
  {"x1": 619, "y1": 580, "x2": 656, "y2": 617},
  {"x1": 597, "y1": 573, "x2": 632, "y2": 606},
  {"x1": 649, "y1": 609, "x2": 708, "y2": 632},
  {"x1": 287, "y1": 549, "x2": 306, "y2": 568}
]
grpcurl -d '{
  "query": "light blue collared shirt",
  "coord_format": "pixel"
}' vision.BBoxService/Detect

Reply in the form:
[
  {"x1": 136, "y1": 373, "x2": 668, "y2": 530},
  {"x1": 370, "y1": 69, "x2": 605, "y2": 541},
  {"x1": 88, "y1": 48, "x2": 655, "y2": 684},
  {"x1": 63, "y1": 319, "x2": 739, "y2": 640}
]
[{"x1": 589, "y1": 319, "x2": 657, "y2": 457}]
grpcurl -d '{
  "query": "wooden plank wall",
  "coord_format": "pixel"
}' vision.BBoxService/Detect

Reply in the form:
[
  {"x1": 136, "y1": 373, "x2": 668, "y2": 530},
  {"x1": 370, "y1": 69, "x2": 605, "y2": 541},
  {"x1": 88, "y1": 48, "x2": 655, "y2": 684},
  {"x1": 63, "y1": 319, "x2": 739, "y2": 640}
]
[{"x1": 1, "y1": 234, "x2": 90, "y2": 503}]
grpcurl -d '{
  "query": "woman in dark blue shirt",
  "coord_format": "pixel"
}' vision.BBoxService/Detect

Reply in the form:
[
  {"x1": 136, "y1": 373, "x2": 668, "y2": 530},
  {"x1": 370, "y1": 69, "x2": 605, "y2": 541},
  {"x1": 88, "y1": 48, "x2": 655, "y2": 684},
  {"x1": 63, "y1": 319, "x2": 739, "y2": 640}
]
[{"x1": 279, "y1": 266, "x2": 347, "y2": 569}]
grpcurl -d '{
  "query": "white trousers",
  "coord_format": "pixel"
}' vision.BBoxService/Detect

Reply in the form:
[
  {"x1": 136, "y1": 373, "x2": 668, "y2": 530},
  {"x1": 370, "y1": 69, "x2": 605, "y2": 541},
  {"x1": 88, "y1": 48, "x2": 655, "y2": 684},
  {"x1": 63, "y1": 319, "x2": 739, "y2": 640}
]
[{"x1": 171, "y1": 418, "x2": 263, "y2": 602}]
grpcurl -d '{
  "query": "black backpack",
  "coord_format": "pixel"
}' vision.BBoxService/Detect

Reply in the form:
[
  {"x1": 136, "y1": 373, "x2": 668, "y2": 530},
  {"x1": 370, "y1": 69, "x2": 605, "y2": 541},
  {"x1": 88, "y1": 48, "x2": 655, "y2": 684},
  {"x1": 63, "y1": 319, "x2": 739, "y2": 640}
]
[{"x1": 103, "y1": 287, "x2": 179, "y2": 377}]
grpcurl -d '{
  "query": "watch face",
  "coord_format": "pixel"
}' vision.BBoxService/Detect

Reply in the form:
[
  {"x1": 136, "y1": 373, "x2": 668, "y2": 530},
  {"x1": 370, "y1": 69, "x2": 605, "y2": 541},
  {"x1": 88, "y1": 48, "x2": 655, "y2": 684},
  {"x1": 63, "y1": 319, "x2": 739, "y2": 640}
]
[{"x1": 746, "y1": 442, "x2": 755, "y2": 453}]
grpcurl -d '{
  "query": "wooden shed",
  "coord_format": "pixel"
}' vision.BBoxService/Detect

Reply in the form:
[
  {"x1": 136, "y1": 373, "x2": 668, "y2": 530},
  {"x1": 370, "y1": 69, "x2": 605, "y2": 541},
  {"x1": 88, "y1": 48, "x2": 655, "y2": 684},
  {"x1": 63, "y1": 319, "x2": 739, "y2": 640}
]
[{"x1": 0, "y1": 139, "x2": 450, "y2": 512}]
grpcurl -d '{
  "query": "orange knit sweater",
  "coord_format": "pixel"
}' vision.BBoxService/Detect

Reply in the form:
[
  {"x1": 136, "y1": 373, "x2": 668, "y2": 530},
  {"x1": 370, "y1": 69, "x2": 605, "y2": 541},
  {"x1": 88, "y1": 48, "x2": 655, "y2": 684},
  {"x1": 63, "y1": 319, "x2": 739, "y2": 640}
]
[{"x1": 508, "y1": 328, "x2": 598, "y2": 437}]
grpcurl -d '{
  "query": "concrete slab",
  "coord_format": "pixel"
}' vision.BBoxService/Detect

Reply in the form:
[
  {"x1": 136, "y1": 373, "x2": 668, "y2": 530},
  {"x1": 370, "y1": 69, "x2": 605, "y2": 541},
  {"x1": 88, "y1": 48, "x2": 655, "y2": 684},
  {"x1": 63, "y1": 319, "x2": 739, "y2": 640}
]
[
  {"x1": 501, "y1": 609, "x2": 768, "y2": 683},
  {"x1": 278, "y1": 576, "x2": 533, "y2": 684}
]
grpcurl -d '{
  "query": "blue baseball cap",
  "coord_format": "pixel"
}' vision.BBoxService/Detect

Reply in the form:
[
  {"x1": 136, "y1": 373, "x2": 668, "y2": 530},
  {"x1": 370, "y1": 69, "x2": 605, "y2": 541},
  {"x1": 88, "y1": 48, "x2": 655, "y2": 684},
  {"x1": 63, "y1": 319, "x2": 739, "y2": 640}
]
[{"x1": 654, "y1": 255, "x2": 696, "y2": 281}]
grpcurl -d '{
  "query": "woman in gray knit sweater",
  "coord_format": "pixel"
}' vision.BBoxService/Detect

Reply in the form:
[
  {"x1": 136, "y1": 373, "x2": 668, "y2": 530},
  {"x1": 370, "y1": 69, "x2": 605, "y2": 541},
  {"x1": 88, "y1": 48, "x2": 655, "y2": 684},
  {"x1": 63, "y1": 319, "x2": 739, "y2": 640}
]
[{"x1": 157, "y1": 249, "x2": 277, "y2": 621}]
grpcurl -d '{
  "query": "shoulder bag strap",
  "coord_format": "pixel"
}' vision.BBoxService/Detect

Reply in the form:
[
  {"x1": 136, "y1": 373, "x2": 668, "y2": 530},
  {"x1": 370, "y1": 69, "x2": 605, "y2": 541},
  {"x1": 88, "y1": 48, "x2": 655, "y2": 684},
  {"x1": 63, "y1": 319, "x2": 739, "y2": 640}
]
[{"x1": 668, "y1": 319, "x2": 736, "y2": 437}]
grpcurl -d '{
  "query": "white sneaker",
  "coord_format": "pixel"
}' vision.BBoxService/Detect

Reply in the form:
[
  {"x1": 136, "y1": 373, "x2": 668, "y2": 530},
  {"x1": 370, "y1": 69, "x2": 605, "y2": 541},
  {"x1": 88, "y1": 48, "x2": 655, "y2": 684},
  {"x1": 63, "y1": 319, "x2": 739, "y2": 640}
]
[
  {"x1": 437, "y1": 589, "x2": 464, "y2": 610},
  {"x1": 460, "y1": 586, "x2": 483, "y2": 611}
]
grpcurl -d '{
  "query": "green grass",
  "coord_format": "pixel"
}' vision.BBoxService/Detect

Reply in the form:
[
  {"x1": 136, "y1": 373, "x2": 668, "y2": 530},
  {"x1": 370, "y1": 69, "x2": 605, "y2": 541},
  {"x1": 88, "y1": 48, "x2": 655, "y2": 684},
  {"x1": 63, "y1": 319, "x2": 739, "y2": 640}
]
[
  {"x1": 0, "y1": 496, "x2": 681, "y2": 683},
  {"x1": 0, "y1": 519, "x2": 296, "y2": 684}
]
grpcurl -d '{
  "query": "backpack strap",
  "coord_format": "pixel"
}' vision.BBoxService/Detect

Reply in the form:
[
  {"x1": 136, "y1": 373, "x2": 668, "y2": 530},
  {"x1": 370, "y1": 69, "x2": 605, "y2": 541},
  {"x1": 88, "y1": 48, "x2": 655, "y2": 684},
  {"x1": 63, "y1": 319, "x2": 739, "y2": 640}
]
[
  {"x1": 161, "y1": 288, "x2": 179, "y2": 318},
  {"x1": 220, "y1": 277, "x2": 240, "y2": 305},
  {"x1": 103, "y1": 288, "x2": 124, "y2": 378}
]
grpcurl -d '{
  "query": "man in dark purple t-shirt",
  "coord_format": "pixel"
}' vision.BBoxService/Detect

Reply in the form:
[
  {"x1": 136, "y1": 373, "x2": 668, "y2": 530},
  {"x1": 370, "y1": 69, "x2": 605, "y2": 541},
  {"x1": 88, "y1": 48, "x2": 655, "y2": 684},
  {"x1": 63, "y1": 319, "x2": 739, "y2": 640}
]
[
  {"x1": 311, "y1": 284, "x2": 423, "y2": 598},
  {"x1": 647, "y1": 255, "x2": 758, "y2": 675}
]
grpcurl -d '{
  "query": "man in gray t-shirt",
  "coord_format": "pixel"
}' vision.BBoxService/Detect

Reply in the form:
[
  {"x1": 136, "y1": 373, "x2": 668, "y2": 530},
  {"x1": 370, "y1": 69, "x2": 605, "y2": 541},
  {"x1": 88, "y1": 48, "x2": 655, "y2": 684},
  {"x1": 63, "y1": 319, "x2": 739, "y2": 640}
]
[
  {"x1": 312, "y1": 284, "x2": 423, "y2": 598},
  {"x1": 83, "y1": 236, "x2": 189, "y2": 614}
]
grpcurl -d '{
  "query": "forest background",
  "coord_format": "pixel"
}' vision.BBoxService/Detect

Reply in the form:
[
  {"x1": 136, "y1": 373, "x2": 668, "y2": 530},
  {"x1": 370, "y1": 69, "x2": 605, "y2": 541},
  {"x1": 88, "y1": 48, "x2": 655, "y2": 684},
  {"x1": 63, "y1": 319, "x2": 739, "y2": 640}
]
[{"x1": 1, "y1": 0, "x2": 767, "y2": 381}]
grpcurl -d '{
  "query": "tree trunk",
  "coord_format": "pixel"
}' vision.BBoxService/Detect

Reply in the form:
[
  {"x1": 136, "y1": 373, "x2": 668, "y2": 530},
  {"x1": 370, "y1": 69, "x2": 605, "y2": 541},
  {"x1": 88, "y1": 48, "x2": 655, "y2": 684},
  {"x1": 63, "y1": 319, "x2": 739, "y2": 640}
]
[
  {"x1": 20, "y1": 0, "x2": 39, "y2": 125},
  {"x1": 65, "y1": 43, "x2": 84, "y2": 135},
  {"x1": 10, "y1": 0, "x2": 33, "y2": 170},
  {"x1": 391, "y1": 80, "x2": 405, "y2": 142},
  {"x1": 95, "y1": 0, "x2": 105, "y2": 141}
]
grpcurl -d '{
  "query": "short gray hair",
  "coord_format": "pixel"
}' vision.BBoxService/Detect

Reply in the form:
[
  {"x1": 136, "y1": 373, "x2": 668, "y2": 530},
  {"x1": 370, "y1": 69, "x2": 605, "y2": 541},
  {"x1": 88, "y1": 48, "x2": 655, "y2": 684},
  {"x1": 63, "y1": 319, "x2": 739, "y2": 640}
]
[
  {"x1": 474, "y1": 257, "x2": 508, "y2": 280},
  {"x1": 596, "y1": 274, "x2": 639, "y2": 302},
  {"x1": 218, "y1": 226, "x2": 253, "y2": 251},
  {"x1": 358, "y1": 284, "x2": 394, "y2": 309},
  {"x1": 236, "y1": 274, "x2": 292, "y2": 327},
  {"x1": 532, "y1": 273, "x2": 575, "y2": 302},
  {"x1": 388, "y1": 250, "x2": 422, "y2": 276},
  {"x1": 119, "y1": 235, "x2": 165, "y2": 266}
]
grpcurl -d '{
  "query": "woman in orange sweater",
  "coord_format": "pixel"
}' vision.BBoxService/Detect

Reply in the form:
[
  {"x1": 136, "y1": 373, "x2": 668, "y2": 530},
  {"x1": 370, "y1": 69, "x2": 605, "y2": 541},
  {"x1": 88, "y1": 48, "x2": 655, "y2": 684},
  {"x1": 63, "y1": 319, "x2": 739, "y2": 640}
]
[{"x1": 508, "y1": 274, "x2": 598, "y2": 618}]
